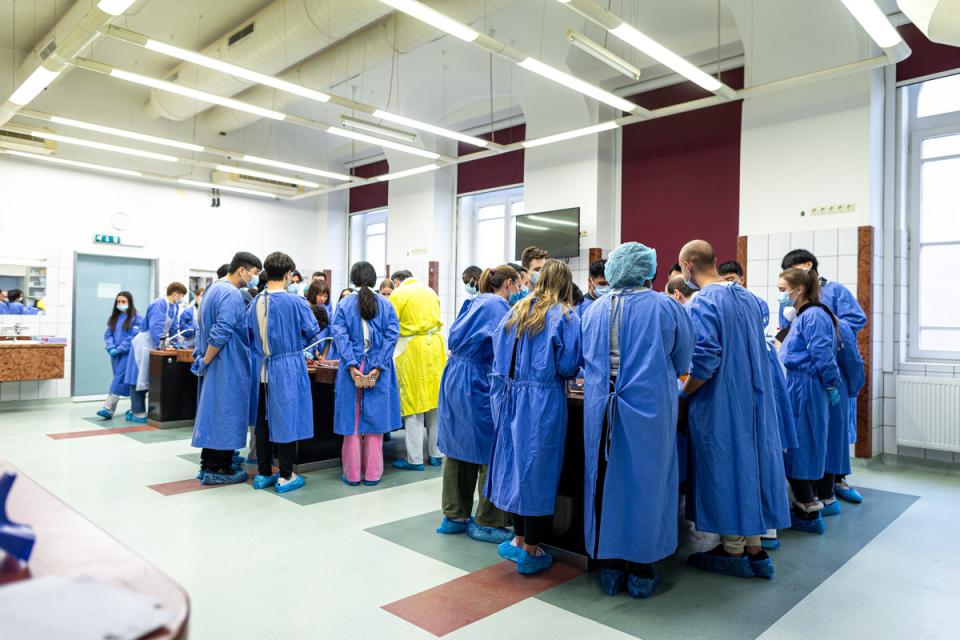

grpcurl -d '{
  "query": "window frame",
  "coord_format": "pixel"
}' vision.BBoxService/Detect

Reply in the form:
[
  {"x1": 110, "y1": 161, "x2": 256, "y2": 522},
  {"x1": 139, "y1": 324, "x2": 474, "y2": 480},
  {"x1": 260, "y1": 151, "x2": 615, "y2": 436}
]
[{"x1": 349, "y1": 207, "x2": 388, "y2": 280}]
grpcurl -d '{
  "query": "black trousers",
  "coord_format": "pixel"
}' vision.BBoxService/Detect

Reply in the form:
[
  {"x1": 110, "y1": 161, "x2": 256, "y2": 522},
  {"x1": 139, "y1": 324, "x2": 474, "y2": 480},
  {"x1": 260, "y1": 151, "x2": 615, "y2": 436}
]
[
  {"x1": 789, "y1": 473, "x2": 835, "y2": 505},
  {"x1": 200, "y1": 448, "x2": 234, "y2": 473},
  {"x1": 254, "y1": 383, "x2": 296, "y2": 479},
  {"x1": 511, "y1": 514, "x2": 553, "y2": 547}
]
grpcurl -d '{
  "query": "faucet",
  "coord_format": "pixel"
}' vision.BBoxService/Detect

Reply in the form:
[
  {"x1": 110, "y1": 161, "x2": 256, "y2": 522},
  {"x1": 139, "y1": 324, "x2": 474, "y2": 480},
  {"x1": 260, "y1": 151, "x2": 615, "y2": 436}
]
[{"x1": 14, "y1": 323, "x2": 28, "y2": 337}]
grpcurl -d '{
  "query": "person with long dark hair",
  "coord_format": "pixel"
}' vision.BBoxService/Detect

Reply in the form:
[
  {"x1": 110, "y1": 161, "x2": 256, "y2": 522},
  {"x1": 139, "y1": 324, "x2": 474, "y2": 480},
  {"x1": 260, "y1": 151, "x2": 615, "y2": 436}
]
[
  {"x1": 305, "y1": 280, "x2": 333, "y2": 358},
  {"x1": 331, "y1": 261, "x2": 402, "y2": 486},
  {"x1": 96, "y1": 292, "x2": 143, "y2": 420}
]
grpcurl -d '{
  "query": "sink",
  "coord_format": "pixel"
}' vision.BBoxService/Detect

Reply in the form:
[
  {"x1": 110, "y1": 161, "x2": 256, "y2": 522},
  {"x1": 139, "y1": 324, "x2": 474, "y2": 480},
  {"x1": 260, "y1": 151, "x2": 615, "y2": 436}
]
[{"x1": 0, "y1": 340, "x2": 43, "y2": 346}]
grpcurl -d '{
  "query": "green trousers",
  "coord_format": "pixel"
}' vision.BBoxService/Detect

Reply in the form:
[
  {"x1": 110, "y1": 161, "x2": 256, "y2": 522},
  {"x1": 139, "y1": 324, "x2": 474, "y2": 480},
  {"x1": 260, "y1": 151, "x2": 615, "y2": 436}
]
[{"x1": 441, "y1": 456, "x2": 510, "y2": 528}]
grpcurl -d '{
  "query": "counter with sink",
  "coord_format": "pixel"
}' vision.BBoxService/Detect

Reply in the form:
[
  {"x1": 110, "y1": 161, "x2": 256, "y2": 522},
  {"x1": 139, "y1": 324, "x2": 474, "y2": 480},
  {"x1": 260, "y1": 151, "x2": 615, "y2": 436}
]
[{"x1": 0, "y1": 338, "x2": 66, "y2": 382}]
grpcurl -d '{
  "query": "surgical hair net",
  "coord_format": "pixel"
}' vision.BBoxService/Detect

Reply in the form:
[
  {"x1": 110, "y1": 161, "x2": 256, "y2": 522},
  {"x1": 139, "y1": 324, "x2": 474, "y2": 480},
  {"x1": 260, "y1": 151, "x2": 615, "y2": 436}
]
[{"x1": 605, "y1": 242, "x2": 657, "y2": 288}]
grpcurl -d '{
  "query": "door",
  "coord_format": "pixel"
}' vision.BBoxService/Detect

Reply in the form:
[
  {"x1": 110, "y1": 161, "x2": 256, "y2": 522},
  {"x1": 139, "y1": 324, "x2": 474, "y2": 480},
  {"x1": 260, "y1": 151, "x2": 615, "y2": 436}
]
[{"x1": 73, "y1": 254, "x2": 154, "y2": 397}]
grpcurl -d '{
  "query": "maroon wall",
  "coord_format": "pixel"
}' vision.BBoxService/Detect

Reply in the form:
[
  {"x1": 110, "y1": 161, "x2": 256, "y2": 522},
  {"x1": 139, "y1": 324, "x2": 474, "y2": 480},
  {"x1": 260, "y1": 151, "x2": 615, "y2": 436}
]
[
  {"x1": 620, "y1": 68, "x2": 743, "y2": 283},
  {"x1": 348, "y1": 159, "x2": 389, "y2": 213},
  {"x1": 457, "y1": 124, "x2": 525, "y2": 194},
  {"x1": 897, "y1": 23, "x2": 960, "y2": 82}
]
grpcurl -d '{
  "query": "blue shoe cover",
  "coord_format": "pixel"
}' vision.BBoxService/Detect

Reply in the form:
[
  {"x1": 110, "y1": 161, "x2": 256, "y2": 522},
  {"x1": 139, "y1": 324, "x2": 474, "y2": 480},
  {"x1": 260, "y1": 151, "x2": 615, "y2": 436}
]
[
  {"x1": 341, "y1": 474, "x2": 360, "y2": 487},
  {"x1": 517, "y1": 548, "x2": 554, "y2": 575},
  {"x1": 362, "y1": 479, "x2": 381, "y2": 486},
  {"x1": 627, "y1": 571, "x2": 661, "y2": 598},
  {"x1": 231, "y1": 453, "x2": 245, "y2": 465},
  {"x1": 437, "y1": 517, "x2": 469, "y2": 535},
  {"x1": 124, "y1": 410, "x2": 133, "y2": 421},
  {"x1": 96, "y1": 409, "x2": 112, "y2": 420},
  {"x1": 391, "y1": 459, "x2": 425, "y2": 471},
  {"x1": 428, "y1": 456, "x2": 443, "y2": 466},
  {"x1": 252, "y1": 473, "x2": 277, "y2": 490},
  {"x1": 749, "y1": 556, "x2": 775, "y2": 579},
  {"x1": 195, "y1": 469, "x2": 204, "y2": 480},
  {"x1": 821, "y1": 501, "x2": 841, "y2": 517},
  {"x1": 600, "y1": 569, "x2": 626, "y2": 596},
  {"x1": 127, "y1": 414, "x2": 148, "y2": 424},
  {"x1": 200, "y1": 468, "x2": 248, "y2": 485},
  {"x1": 466, "y1": 521, "x2": 513, "y2": 544},
  {"x1": 790, "y1": 512, "x2": 826, "y2": 534},
  {"x1": 687, "y1": 551, "x2": 755, "y2": 578},
  {"x1": 276, "y1": 475, "x2": 305, "y2": 494},
  {"x1": 835, "y1": 484, "x2": 863, "y2": 503},
  {"x1": 246, "y1": 457, "x2": 258, "y2": 466},
  {"x1": 497, "y1": 540, "x2": 522, "y2": 563},
  {"x1": 760, "y1": 537, "x2": 781, "y2": 551}
]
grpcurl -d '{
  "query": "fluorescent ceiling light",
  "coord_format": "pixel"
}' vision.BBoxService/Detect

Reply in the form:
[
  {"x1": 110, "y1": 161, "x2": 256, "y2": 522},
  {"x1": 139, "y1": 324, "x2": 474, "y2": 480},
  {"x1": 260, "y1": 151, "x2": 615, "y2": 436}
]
[
  {"x1": 518, "y1": 57, "x2": 637, "y2": 113},
  {"x1": 97, "y1": 0, "x2": 137, "y2": 15},
  {"x1": 215, "y1": 164, "x2": 320, "y2": 188},
  {"x1": 340, "y1": 115, "x2": 418, "y2": 142},
  {"x1": 327, "y1": 126, "x2": 441, "y2": 160},
  {"x1": 516, "y1": 222, "x2": 549, "y2": 231},
  {"x1": 178, "y1": 178, "x2": 277, "y2": 199},
  {"x1": 34, "y1": 131, "x2": 179, "y2": 162},
  {"x1": 522, "y1": 121, "x2": 619, "y2": 148},
  {"x1": 9, "y1": 67, "x2": 61, "y2": 106},
  {"x1": 609, "y1": 23, "x2": 722, "y2": 92},
  {"x1": 373, "y1": 163, "x2": 440, "y2": 181},
  {"x1": 241, "y1": 155, "x2": 351, "y2": 181},
  {"x1": 2, "y1": 149, "x2": 143, "y2": 177},
  {"x1": 110, "y1": 69, "x2": 288, "y2": 121},
  {"x1": 377, "y1": 0, "x2": 479, "y2": 42},
  {"x1": 526, "y1": 214, "x2": 578, "y2": 227},
  {"x1": 46, "y1": 115, "x2": 204, "y2": 152},
  {"x1": 840, "y1": 0, "x2": 904, "y2": 49},
  {"x1": 567, "y1": 30, "x2": 642, "y2": 81},
  {"x1": 144, "y1": 39, "x2": 332, "y2": 103},
  {"x1": 373, "y1": 110, "x2": 491, "y2": 147}
]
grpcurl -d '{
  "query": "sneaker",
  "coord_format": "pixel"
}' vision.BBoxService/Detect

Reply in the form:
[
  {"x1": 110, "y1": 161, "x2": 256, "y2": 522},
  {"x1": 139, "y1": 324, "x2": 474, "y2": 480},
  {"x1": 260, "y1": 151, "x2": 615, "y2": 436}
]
[
  {"x1": 835, "y1": 483, "x2": 863, "y2": 504},
  {"x1": 276, "y1": 474, "x2": 305, "y2": 494},
  {"x1": 437, "y1": 517, "x2": 470, "y2": 535},
  {"x1": 517, "y1": 547, "x2": 554, "y2": 575},
  {"x1": 466, "y1": 520, "x2": 513, "y2": 544},
  {"x1": 391, "y1": 459, "x2": 425, "y2": 471}
]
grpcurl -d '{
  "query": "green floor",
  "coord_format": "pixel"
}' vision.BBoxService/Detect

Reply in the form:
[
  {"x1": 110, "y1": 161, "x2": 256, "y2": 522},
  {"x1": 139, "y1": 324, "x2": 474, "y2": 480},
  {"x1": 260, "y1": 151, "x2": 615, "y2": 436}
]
[{"x1": 81, "y1": 416, "x2": 194, "y2": 443}]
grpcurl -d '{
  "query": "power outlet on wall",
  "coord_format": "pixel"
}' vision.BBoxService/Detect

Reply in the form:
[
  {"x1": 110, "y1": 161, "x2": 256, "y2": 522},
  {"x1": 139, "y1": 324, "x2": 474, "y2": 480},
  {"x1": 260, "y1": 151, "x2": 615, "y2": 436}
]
[{"x1": 806, "y1": 203, "x2": 855, "y2": 216}]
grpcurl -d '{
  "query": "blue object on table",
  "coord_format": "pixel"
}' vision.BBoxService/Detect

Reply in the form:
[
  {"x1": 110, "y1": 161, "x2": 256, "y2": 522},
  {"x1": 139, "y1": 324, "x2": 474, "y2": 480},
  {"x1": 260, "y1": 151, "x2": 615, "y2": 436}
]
[{"x1": 0, "y1": 472, "x2": 36, "y2": 562}]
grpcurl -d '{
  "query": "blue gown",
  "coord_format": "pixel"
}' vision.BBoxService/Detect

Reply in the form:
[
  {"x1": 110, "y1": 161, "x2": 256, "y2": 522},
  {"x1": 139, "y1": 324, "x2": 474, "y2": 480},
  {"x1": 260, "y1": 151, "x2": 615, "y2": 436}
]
[
  {"x1": 247, "y1": 292, "x2": 322, "y2": 443},
  {"x1": 437, "y1": 294, "x2": 510, "y2": 465},
  {"x1": 582, "y1": 289, "x2": 694, "y2": 564},
  {"x1": 821, "y1": 279, "x2": 866, "y2": 451},
  {"x1": 686, "y1": 283, "x2": 791, "y2": 536},
  {"x1": 780, "y1": 305, "x2": 842, "y2": 480},
  {"x1": 330, "y1": 294, "x2": 402, "y2": 435},
  {"x1": 755, "y1": 296, "x2": 799, "y2": 451},
  {"x1": 826, "y1": 319, "x2": 865, "y2": 475},
  {"x1": 191, "y1": 281, "x2": 251, "y2": 450},
  {"x1": 103, "y1": 313, "x2": 143, "y2": 396},
  {"x1": 124, "y1": 298, "x2": 179, "y2": 386},
  {"x1": 6, "y1": 302, "x2": 39, "y2": 315},
  {"x1": 177, "y1": 306, "x2": 198, "y2": 349},
  {"x1": 484, "y1": 302, "x2": 582, "y2": 517},
  {"x1": 0, "y1": 301, "x2": 8, "y2": 314}
]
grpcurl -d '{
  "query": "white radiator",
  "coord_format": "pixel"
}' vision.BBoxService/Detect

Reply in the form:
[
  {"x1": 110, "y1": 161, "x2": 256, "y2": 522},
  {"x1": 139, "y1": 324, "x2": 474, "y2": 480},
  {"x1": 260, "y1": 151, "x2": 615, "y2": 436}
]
[{"x1": 896, "y1": 376, "x2": 960, "y2": 452}]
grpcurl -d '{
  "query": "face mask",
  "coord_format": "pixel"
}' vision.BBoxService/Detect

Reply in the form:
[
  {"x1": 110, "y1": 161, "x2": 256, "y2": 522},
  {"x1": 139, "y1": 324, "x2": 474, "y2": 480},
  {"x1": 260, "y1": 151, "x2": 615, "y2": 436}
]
[
  {"x1": 247, "y1": 273, "x2": 259, "y2": 289},
  {"x1": 778, "y1": 291, "x2": 794, "y2": 306},
  {"x1": 116, "y1": 304, "x2": 129, "y2": 312},
  {"x1": 464, "y1": 282, "x2": 478, "y2": 296},
  {"x1": 531, "y1": 271, "x2": 539, "y2": 286},
  {"x1": 682, "y1": 266, "x2": 699, "y2": 291},
  {"x1": 783, "y1": 305, "x2": 798, "y2": 323},
  {"x1": 508, "y1": 287, "x2": 529, "y2": 306},
  {"x1": 287, "y1": 283, "x2": 299, "y2": 294},
  {"x1": 594, "y1": 285, "x2": 611, "y2": 297}
]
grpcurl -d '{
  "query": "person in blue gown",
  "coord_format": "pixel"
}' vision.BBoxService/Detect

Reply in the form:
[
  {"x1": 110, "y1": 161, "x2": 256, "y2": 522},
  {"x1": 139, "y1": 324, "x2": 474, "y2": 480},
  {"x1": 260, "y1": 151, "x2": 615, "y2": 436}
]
[
  {"x1": 678, "y1": 240, "x2": 790, "y2": 580},
  {"x1": 458, "y1": 265, "x2": 483, "y2": 318},
  {"x1": 579, "y1": 259, "x2": 610, "y2": 315},
  {"x1": 5, "y1": 289, "x2": 40, "y2": 315},
  {"x1": 176, "y1": 288, "x2": 203, "y2": 350},
  {"x1": 778, "y1": 267, "x2": 843, "y2": 534},
  {"x1": 581, "y1": 243, "x2": 693, "y2": 598},
  {"x1": 331, "y1": 261, "x2": 402, "y2": 486},
  {"x1": 96, "y1": 292, "x2": 143, "y2": 420},
  {"x1": 484, "y1": 259, "x2": 581, "y2": 576},
  {"x1": 436, "y1": 264, "x2": 521, "y2": 544},
  {"x1": 822, "y1": 318, "x2": 864, "y2": 516},
  {"x1": 191, "y1": 252, "x2": 261, "y2": 485}
]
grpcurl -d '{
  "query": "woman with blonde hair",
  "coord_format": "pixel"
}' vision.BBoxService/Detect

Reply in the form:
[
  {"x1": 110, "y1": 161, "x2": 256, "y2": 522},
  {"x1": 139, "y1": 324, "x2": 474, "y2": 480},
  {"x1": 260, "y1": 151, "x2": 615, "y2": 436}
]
[{"x1": 485, "y1": 259, "x2": 582, "y2": 575}]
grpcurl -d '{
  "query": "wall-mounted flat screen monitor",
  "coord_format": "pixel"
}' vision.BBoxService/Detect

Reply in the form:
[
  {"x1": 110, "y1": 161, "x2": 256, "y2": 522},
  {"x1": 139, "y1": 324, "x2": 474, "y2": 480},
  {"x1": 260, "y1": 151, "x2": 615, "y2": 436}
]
[{"x1": 514, "y1": 207, "x2": 580, "y2": 259}]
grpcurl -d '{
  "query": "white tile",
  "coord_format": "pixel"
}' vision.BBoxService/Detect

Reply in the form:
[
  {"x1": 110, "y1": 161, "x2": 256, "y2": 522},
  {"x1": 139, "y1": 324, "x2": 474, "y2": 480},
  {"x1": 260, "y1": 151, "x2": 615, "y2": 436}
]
[
  {"x1": 19, "y1": 381, "x2": 38, "y2": 400},
  {"x1": 768, "y1": 232, "x2": 791, "y2": 265},
  {"x1": 899, "y1": 361, "x2": 924, "y2": 373},
  {"x1": 883, "y1": 398, "x2": 896, "y2": 425},
  {"x1": 0, "y1": 382, "x2": 20, "y2": 402},
  {"x1": 925, "y1": 363, "x2": 954, "y2": 377},
  {"x1": 790, "y1": 230, "x2": 815, "y2": 252},
  {"x1": 749, "y1": 234, "x2": 769, "y2": 261},
  {"x1": 837, "y1": 255, "x2": 858, "y2": 286},
  {"x1": 871, "y1": 427, "x2": 883, "y2": 457},
  {"x1": 768, "y1": 261, "x2": 783, "y2": 287},
  {"x1": 883, "y1": 372, "x2": 896, "y2": 397},
  {"x1": 819, "y1": 256, "x2": 838, "y2": 282},
  {"x1": 747, "y1": 259, "x2": 768, "y2": 287},
  {"x1": 883, "y1": 426, "x2": 898, "y2": 454},
  {"x1": 814, "y1": 228, "x2": 839, "y2": 258},
  {"x1": 38, "y1": 380, "x2": 57, "y2": 399},
  {"x1": 55, "y1": 379, "x2": 71, "y2": 397}
]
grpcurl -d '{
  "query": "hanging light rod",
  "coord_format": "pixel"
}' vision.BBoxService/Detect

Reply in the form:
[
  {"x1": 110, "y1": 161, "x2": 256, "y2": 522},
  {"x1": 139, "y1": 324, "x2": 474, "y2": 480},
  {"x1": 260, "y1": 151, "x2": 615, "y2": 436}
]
[
  {"x1": 0, "y1": 148, "x2": 142, "y2": 177},
  {"x1": 522, "y1": 121, "x2": 620, "y2": 148},
  {"x1": 839, "y1": 0, "x2": 910, "y2": 59},
  {"x1": 373, "y1": 163, "x2": 441, "y2": 182},
  {"x1": 566, "y1": 30, "x2": 642, "y2": 81},
  {"x1": 340, "y1": 115, "x2": 418, "y2": 143},
  {"x1": 32, "y1": 130, "x2": 180, "y2": 162},
  {"x1": 177, "y1": 178, "x2": 278, "y2": 199}
]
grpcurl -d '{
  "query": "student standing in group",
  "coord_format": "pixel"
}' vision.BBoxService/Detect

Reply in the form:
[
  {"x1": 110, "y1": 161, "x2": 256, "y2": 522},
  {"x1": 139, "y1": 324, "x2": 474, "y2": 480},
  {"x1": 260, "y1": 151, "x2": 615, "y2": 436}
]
[
  {"x1": 247, "y1": 252, "x2": 322, "y2": 494},
  {"x1": 581, "y1": 243, "x2": 694, "y2": 598},
  {"x1": 579, "y1": 259, "x2": 609, "y2": 313},
  {"x1": 459, "y1": 265, "x2": 483, "y2": 316},
  {"x1": 777, "y1": 268, "x2": 843, "y2": 534},
  {"x1": 436, "y1": 265, "x2": 521, "y2": 544},
  {"x1": 96, "y1": 292, "x2": 143, "y2": 420},
  {"x1": 378, "y1": 280, "x2": 394, "y2": 298},
  {"x1": 124, "y1": 282, "x2": 187, "y2": 424},
  {"x1": 191, "y1": 252, "x2": 261, "y2": 485},
  {"x1": 176, "y1": 288, "x2": 203, "y2": 350},
  {"x1": 487, "y1": 259, "x2": 581, "y2": 576},
  {"x1": 520, "y1": 246, "x2": 549, "y2": 286},
  {"x1": 665, "y1": 276, "x2": 696, "y2": 306},
  {"x1": 718, "y1": 261, "x2": 745, "y2": 285},
  {"x1": 331, "y1": 261, "x2": 402, "y2": 486},
  {"x1": 305, "y1": 280, "x2": 333, "y2": 356},
  {"x1": 389, "y1": 270, "x2": 447, "y2": 471},
  {"x1": 678, "y1": 240, "x2": 790, "y2": 579}
]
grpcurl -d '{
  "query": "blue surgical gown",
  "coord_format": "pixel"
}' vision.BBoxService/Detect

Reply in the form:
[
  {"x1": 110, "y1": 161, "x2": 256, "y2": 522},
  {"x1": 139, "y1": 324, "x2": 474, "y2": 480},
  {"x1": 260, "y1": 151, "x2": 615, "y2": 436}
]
[
  {"x1": 103, "y1": 313, "x2": 143, "y2": 396},
  {"x1": 331, "y1": 294, "x2": 402, "y2": 435},
  {"x1": 124, "y1": 298, "x2": 179, "y2": 386},
  {"x1": 821, "y1": 279, "x2": 866, "y2": 451},
  {"x1": 755, "y1": 296, "x2": 799, "y2": 451},
  {"x1": 247, "y1": 292, "x2": 322, "y2": 444},
  {"x1": 686, "y1": 283, "x2": 791, "y2": 536},
  {"x1": 826, "y1": 319, "x2": 865, "y2": 475},
  {"x1": 484, "y1": 301, "x2": 582, "y2": 517},
  {"x1": 437, "y1": 294, "x2": 510, "y2": 465},
  {"x1": 582, "y1": 289, "x2": 693, "y2": 564},
  {"x1": 191, "y1": 281, "x2": 251, "y2": 450},
  {"x1": 6, "y1": 302, "x2": 39, "y2": 315},
  {"x1": 178, "y1": 306, "x2": 198, "y2": 349},
  {"x1": 780, "y1": 305, "x2": 842, "y2": 480}
]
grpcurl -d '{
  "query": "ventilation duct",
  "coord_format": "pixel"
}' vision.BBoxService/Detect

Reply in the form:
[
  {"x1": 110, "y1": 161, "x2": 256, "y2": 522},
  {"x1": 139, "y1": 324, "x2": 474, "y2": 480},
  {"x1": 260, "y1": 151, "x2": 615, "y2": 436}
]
[{"x1": 898, "y1": 0, "x2": 960, "y2": 46}]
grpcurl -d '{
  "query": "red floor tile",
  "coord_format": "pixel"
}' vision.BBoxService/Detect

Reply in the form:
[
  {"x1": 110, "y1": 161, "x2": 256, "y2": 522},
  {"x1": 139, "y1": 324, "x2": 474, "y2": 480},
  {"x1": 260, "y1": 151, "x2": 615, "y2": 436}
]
[
  {"x1": 382, "y1": 560, "x2": 582, "y2": 636},
  {"x1": 47, "y1": 426, "x2": 158, "y2": 439},
  {"x1": 148, "y1": 478, "x2": 240, "y2": 496}
]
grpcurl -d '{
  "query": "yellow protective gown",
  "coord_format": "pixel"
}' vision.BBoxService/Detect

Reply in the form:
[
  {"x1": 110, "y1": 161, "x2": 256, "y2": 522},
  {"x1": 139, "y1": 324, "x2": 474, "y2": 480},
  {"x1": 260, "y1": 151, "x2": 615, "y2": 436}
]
[{"x1": 389, "y1": 278, "x2": 446, "y2": 416}]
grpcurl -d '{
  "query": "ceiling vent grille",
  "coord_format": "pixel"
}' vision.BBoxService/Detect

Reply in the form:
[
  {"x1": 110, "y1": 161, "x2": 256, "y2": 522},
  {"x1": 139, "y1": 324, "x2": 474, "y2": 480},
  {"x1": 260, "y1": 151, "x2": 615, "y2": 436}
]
[
  {"x1": 228, "y1": 23, "x2": 255, "y2": 47},
  {"x1": 0, "y1": 130, "x2": 57, "y2": 154},
  {"x1": 39, "y1": 39, "x2": 57, "y2": 60}
]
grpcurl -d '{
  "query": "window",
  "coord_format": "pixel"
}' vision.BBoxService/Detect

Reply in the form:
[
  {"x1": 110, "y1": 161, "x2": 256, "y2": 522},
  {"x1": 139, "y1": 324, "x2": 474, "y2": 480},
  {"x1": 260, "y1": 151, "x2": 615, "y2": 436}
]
[
  {"x1": 349, "y1": 208, "x2": 388, "y2": 280},
  {"x1": 904, "y1": 74, "x2": 960, "y2": 360},
  {"x1": 456, "y1": 186, "x2": 525, "y2": 270}
]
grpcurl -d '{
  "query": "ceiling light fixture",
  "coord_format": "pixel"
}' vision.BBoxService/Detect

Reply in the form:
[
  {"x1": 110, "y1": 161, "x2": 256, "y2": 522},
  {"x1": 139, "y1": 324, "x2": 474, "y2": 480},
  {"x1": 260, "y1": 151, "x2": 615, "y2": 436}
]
[
  {"x1": 376, "y1": 0, "x2": 480, "y2": 41},
  {"x1": 340, "y1": 115, "x2": 418, "y2": 142},
  {"x1": 96, "y1": 0, "x2": 137, "y2": 16},
  {"x1": 240, "y1": 155, "x2": 352, "y2": 181},
  {"x1": 178, "y1": 178, "x2": 277, "y2": 199},
  {"x1": 1, "y1": 149, "x2": 143, "y2": 177},
  {"x1": 215, "y1": 164, "x2": 321, "y2": 188},
  {"x1": 327, "y1": 127, "x2": 441, "y2": 160},
  {"x1": 518, "y1": 58, "x2": 637, "y2": 113},
  {"x1": 38, "y1": 114, "x2": 205, "y2": 152},
  {"x1": 372, "y1": 110, "x2": 491, "y2": 147},
  {"x1": 522, "y1": 121, "x2": 620, "y2": 148},
  {"x1": 8, "y1": 67, "x2": 61, "y2": 106},
  {"x1": 840, "y1": 0, "x2": 905, "y2": 48},
  {"x1": 566, "y1": 30, "x2": 642, "y2": 81},
  {"x1": 373, "y1": 163, "x2": 441, "y2": 181},
  {"x1": 33, "y1": 131, "x2": 179, "y2": 162}
]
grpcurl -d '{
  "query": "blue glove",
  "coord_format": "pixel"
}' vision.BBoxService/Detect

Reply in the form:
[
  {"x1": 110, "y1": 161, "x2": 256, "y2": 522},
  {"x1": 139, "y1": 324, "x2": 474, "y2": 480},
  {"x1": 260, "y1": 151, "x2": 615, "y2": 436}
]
[
  {"x1": 190, "y1": 357, "x2": 207, "y2": 377},
  {"x1": 304, "y1": 351, "x2": 316, "y2": 361},
  {"x1": 108, "y1": 348, "x2": 119, "y2": 357},
  {"x1": 677, "y1": 378, "x2": 689, "y2": 399},
  {"x1": 827, "y1": 387, "x2": 841, "y2": 406}
]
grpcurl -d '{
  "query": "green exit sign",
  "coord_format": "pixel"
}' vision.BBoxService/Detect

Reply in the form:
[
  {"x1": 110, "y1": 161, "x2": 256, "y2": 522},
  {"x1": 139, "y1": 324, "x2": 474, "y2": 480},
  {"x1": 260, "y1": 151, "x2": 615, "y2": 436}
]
[{"x1": 94, "y1": 234, "x2": 121, "y2": 244}]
